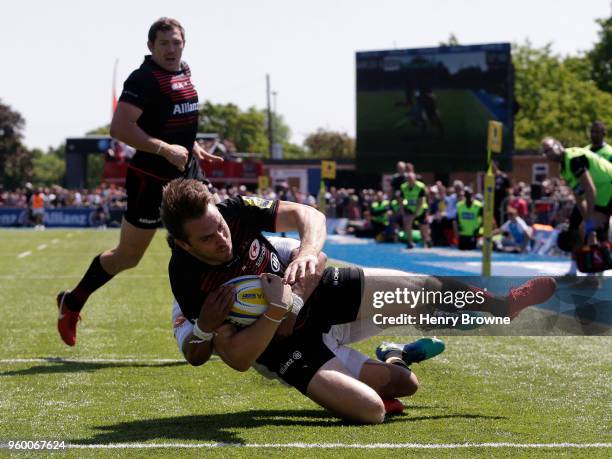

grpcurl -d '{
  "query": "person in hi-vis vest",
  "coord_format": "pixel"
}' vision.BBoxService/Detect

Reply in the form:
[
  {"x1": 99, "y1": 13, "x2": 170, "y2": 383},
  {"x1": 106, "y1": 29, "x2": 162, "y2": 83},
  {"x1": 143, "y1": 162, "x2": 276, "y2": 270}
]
[{"x1": 453, "y1": 187, "x2": 482, "y2": 251}]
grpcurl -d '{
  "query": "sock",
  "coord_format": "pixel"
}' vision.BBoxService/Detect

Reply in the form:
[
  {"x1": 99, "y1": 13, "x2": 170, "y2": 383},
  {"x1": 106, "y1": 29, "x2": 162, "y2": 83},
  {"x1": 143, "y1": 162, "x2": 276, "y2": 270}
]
[
  {"x1": 384, "y1": 352, "x2": 410, "y2": 370},
  {"x1": 427, "y1": 277, "x2": 509, "y2": 317},
  {"x1": 66, "y1": 255, "x2": 114, "y2": 312}
]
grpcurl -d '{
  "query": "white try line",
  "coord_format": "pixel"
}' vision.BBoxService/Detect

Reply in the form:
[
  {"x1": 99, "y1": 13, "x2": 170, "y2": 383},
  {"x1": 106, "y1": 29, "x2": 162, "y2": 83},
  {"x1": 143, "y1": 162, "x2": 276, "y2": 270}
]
[
  {"x1": 0, "y1": 274, "x2": 166, "y2": 280},
  {"x1": 17, "y1": 251, "x2": 31, "y2": 259},
  {"x1": 0, "y1": 357, "x2": 217, "y2": 364},
  {"x1": 46, "y1": 442, "x2": 612, "y2": 450}
]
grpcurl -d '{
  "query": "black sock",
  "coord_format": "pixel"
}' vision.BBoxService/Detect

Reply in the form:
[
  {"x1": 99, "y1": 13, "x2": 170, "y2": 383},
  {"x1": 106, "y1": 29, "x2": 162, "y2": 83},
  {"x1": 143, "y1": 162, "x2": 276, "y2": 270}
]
[{"x1": 67, "y1": 255, "x2": 114, "y2": 312}]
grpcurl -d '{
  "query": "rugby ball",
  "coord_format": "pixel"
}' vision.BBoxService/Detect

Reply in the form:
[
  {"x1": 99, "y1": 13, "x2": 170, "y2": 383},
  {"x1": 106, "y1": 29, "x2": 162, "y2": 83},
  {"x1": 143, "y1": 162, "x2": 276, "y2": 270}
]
[{"x1": 223, "y1": 275, "x2": 268, "y2": 327}]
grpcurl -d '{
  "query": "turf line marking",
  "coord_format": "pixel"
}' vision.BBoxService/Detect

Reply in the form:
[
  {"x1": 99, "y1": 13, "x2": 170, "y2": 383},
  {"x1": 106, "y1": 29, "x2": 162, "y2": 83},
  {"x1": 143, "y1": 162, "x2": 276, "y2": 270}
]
[
  {"x1": 0, "y1": 358, "x2": 192, "y2": 364},
  {"x1": 51, "y1": 239, "x2": 59, "y2": 244},
  {"x1": 0, "y1": 274, "x2": 166, "y2": 280},
  {"x1": 45, "y1": 442, "x2": 612, "y2": 450},
  {"x1": 17, "y1": 251, "x2": 31, "y2": 259},
  {"x1": 37, "y1": 244, "x2": 47, "y2": 251}
]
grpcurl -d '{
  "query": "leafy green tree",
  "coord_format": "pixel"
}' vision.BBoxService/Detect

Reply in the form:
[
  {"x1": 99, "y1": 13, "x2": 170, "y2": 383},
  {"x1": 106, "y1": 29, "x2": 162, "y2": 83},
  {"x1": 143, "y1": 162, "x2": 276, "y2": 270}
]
[
  {"x1": 513, "y1": 42, "x2": 612, "y2": 149},
  {"x1": 31, "y1": 148, "x2": 65, "y2": 186},
  {"x1": 198, "y1": 102, "x2": 269, "y2": 153},
  {"x1": 304, "y1": 129, "x2": 355, "y2": 159},
  {"x1": 197, "y1": 101, "x2": 301, "y2": 156},
  {"x1": 0, "y1": 99, "x2": 33, "y2": 188},
  {"x1": 86, "y1": 125, "x2": 111, "y2": 136},
  {"x1": 589, "y1": 14, "x2": 612, "y2": 93}
]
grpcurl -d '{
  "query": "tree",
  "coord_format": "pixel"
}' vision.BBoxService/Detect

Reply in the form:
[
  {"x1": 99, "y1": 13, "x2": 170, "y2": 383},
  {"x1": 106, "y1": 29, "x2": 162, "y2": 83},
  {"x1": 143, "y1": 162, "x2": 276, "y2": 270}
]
[
  {"x1": 197, "y1": 101, "x2": 300, "y2": 156},
  {"x1": 304, "y1": 129, "x2": 355, "y2": 159},
  {"x1": 513, "y1": 42, "x2": 612, "y2": 149},
  {"x1": 439, "y1": 33, "x2": 460, "y2": 46},
  {"x1": 31, "y1": 148, "x2": 65, "y2": 187},
  {"x1": 198, "y1": 102, "x2": 269, "y2": 153},
  {"x1": 86, "y1": 125, "x2": 111, "y2": 136},
  {"x1": 589, "y1": 14, "x2": 612, "y2": 93},
  {"x1": 0, "y1": 99, "x2": 32, "y2": 189}
]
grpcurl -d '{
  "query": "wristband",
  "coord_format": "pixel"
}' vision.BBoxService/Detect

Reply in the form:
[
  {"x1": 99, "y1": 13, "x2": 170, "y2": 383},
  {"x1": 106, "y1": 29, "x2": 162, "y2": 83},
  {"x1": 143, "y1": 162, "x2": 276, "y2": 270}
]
[
  {"x1": 268, "y1": 300, "x2": 293, "y2": 314},
  {"x1": 192, "y1": 321, "x2": 215, "y2": 341},
  {"x1": 263, "y1": 313, "x2": 283, "y2": 323},
  {"x1": 155, "y1": 141, "x2": 163, "y2": 155},
  {"x1": 290, "y1": 293, "x2": 304, "y2": 315}
]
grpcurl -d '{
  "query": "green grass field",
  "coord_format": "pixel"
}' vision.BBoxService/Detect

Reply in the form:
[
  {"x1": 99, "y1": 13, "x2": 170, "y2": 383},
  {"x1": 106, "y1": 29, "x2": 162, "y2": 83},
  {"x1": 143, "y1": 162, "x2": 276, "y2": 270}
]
[{"x1": 0, "y1": 229, "x2": 610, "y2": 457}]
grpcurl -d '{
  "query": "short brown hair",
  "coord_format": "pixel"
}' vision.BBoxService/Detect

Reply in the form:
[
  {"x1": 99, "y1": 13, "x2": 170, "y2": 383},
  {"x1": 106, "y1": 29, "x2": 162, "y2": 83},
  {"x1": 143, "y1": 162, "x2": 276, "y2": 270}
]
[
  {"x1": 148, "y1": 17, "x2": 185, "y2": 44},
  {"x1": 161, "y1": 179, "x2": 213, "y2": 242}
]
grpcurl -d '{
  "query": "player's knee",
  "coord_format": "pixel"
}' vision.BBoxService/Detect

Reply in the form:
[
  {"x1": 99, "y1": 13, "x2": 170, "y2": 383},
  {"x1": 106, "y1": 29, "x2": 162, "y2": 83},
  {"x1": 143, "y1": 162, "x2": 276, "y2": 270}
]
[
  {"x1": 387, "y1": 365, "x2": 419, "y2": 397},
  {"x1": 356, "y1": 398, "x2": 386, "y2": 424},
  {"x1": 401, "y1": 371, "x2": 419, "y2": 396}
]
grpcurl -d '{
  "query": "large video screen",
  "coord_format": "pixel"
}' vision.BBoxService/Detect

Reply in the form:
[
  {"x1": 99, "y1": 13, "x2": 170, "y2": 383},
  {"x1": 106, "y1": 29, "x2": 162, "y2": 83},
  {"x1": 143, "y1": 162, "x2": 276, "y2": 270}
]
[{"x1": 356, "y1": 43, "x2": 513, "y2": 173}]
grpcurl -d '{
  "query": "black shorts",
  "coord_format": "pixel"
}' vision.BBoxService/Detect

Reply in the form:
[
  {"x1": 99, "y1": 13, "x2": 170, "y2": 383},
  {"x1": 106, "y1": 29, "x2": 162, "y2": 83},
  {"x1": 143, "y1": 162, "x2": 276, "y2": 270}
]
[
  {"x1": 404, "y1": 208, "x2": 427, "y2": 225},
  {"x1": 256, "y1": 267, "x2": 364, "y2": 394},
  {"x1": 458, "y1": 235, "x2": 477, "y2": 250},
  {"x1": 124, "y1": 157, "x2": 207, "y2": 229}
]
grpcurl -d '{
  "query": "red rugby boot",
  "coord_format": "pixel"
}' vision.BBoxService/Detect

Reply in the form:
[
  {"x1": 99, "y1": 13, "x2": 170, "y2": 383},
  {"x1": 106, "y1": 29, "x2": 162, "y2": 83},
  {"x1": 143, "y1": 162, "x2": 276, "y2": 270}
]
[
  {"x1": 507, "y1": 277, "x2": 556, "y2": 319},
  {"x1": 57, "y1": 291, "x2": 81, "y2": 346}
]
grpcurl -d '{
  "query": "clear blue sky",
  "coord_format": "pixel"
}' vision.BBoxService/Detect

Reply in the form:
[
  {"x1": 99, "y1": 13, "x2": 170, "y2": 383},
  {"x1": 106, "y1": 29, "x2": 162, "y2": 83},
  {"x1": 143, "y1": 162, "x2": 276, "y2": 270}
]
[{"x1": 2, "y1": 0, "x2": 610, "y2": 150}]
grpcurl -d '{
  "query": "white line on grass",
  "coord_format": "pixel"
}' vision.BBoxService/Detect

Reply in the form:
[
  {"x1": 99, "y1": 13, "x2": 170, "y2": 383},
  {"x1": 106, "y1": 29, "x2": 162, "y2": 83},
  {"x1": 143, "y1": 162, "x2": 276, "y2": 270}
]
[
  {"x1": 0, "y1": 358, "x2": 193, "y2": 364},
  {"x1": 17, "y1": 251, "x2": 31, "y2": 258},
  {"x1": 52, "y1": 442, "x2": 612, "y2": 450},
  {"x1": 0, "y1": 274, "x2": 166, "y2": 280},
  {"x1": 51, "y1": 239, "x2": 59, "y2": 244},
  {"x1": 37, "y1": 244, "x2": 47, "y2": 250}
]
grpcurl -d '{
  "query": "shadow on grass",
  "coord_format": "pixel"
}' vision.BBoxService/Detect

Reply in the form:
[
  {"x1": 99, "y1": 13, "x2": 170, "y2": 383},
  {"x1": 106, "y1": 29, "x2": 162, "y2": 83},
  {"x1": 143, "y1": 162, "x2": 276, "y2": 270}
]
[
  {"x1": 70, "y1": 410, "x2": 507, "y2": 445},
  {"x1": 0, "y1": 358, "x2": 185, "y2": 376}
]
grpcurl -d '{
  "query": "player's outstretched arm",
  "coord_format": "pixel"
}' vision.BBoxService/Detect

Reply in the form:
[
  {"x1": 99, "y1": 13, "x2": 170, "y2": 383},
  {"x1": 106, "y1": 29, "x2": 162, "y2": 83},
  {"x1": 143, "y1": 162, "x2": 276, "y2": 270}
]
[
  {"x1": 275, "y1": 201, "x2": 326, "y2": 284},
  {"x1": 578, "y1": 171, "x2": 596, "y2": 218}
]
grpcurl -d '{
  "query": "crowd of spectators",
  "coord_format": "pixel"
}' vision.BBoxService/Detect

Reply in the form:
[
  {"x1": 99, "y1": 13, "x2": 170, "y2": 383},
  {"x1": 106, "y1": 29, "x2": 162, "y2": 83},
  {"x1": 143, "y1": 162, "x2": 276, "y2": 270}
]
[
  {"x1": 0, "y1": 165, "x2": 577, "y2": 252},
  {"x1": 309, "y1": 162, "x2": 576, "y2": 255}
]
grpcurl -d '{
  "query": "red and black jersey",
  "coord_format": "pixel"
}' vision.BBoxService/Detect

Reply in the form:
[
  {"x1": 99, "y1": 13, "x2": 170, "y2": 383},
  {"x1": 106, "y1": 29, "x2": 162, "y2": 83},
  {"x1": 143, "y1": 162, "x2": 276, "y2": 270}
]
[
  {"x1": 119, "y1": 55, "x2": 199, "y2": 179},
  {"x1": 169, "y1": 196, "x2": 286, "y2": 321}
]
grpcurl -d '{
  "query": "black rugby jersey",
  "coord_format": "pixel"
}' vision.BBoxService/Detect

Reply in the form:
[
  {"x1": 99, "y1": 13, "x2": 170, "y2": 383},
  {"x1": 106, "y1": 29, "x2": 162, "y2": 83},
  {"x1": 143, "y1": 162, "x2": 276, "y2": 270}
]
[
  {"x1": 169, "y1": 196, "x2": 287, "y2": 321},
  {"x1": 119, "y1": 55, "x2": 199, "y2": 179}
]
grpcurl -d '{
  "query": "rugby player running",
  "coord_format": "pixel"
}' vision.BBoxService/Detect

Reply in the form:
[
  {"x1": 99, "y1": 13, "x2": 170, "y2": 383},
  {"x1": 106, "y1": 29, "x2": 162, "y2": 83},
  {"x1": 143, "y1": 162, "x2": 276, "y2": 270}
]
[
  {"x1": 55, "y1": 18, "x2": 222, "y2": 346},
  {"x1": 162, "y1": 179, "x2": 556, "y2": 424}
]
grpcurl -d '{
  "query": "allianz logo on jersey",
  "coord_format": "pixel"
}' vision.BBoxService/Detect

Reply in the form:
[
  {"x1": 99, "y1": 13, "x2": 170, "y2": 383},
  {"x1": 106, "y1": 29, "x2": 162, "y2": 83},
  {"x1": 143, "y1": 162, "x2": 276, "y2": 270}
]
[
  {"x1": 171, "y1": 81, "x2": 190, "y2": 90},
  {"x1": 173, "y1": 102, "x2": 199, "y2": 115}
]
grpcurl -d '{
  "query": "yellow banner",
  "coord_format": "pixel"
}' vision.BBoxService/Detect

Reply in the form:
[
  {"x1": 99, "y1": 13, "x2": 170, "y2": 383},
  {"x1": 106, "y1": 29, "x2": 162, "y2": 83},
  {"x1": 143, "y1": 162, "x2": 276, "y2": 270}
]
[
  {"x1": 487, "y1": 121, "x2": 503, "y2": 154},
  {"x1": 321, "y1": 160, "x2": 337, "y2": 180}
]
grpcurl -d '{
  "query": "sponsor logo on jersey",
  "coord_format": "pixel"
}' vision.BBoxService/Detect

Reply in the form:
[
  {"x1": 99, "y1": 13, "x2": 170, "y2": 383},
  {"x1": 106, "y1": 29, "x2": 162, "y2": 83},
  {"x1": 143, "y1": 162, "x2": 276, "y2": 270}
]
[
  {"x1": 255, "y1": 245, "x2": 267, "y2": 267},
  {"x1": 172, "y1": 102, "x2": 199, "y2": 115},
  {"x1": 242, "y1": 196, "x2": 273, "y2": 209},
  {"x1": 270, "y1": 252, "x2": 280, "y2": 272},
  {"x1": 171, "y1": 81, "x2": 189, "y2": 90},
  {"x1": 249, "y1": 239, "x2": 261, "y2": 261}
]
